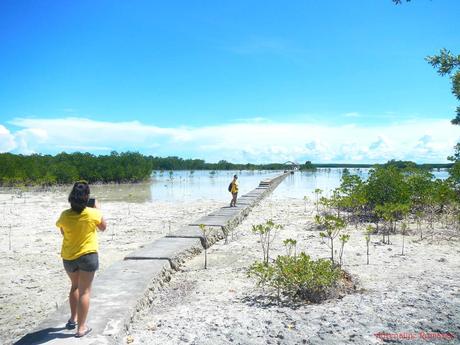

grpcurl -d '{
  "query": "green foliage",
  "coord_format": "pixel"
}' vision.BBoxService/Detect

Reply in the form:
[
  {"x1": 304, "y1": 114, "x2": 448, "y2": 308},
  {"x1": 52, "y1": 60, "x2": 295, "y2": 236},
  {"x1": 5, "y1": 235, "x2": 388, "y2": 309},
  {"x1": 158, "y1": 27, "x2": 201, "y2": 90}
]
[
  {"x1": 375, "y1": 203, "x2": 410, "y2": 222},
  {"x1": 375, "y1": 202, "x2": 410, "y2": 244},
  {"x1": 382, "y1": 159, "x2": 417, "y2": 170},
  {"x1": 303, "y1": 161, "x2": 316, "y2": 170},
  {"x1": 283, "y1": 238, "x2": 297, "y2": 257},
  {"x1": 0, "y1": 152, "x2": 153, "y2": 185},
  {"x1": 448, "y1": 144, "x2": 460, "y2": 162},
  {"x1": 313, "y1": 188, "x2": 323, "y2": 214},
  {"x1": 406, "y1": 168, "x2": 434, "y2": 209},
  {"x1": 338, "y1": 234, "x2": 350, "y2": 267},
  {"x1": 252, "y1": 220, "x2": 284, "y2": 264},
  {"x1": 316, "y1": 214, "x2": 346, "y2": 233},
  {"x1": 0, "y1": 152, "x2": 310, "y2": 186},
  {"x1": 365, "y1": 166, "x2": 410, "y2": 207},
  {"x1": 426, "y1": 49, "x2": 460, "y2": 124},
  {"x1": 317, "y1": 215, "x2": 346, "y2": 263},
  {"x1": 433, "y1": 179, "x2": 456, "y2": 206},
  {"x1": 448, "y1": 161, "x2": 460, "y2": 192},
  {"x1": 247, "y1": 252, "x2": 341, "y2": 302},
  {"x1": 335, "y1": 173, "x2": 367, "y2": 218},
  {"x1": 316, "y1": 163, "x2": 459, "y2": 244}
]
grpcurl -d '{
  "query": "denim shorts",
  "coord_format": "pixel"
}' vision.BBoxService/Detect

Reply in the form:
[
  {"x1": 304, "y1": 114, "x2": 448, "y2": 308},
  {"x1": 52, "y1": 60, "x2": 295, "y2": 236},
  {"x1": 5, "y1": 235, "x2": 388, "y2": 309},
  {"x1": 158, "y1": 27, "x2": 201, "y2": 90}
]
[{"x1": 63, "y1": 252, "x2": 99, "y2": 273}]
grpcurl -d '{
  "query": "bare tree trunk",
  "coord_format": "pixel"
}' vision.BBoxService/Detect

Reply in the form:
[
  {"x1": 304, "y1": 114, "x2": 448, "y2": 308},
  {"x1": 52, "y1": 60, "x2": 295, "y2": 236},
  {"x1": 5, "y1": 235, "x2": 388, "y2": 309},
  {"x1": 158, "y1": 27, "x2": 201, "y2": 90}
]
[
  {"x1": 401, "y1": 233, "x2": 405, "y2": 256},
  {"x1": 331, "y1": 238, "x2": 334, "y2": 263},
  {"x1": 266, "y1": 236, "x2": 270, "y2": 265},
  {"x1": 366, "y1": 242, "x2": 369, "y2": 265},
  {"x1": 204, "y1": 247, "x2": 208, "y2": 269},
  {"x1": 339, "y1": 243, "x2": 344, "y2": 267}
]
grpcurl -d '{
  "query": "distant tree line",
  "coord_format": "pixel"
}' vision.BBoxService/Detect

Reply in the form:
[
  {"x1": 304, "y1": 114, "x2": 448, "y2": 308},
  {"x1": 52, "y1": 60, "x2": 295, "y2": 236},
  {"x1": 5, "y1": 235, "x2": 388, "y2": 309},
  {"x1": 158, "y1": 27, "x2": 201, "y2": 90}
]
[
  {"x1": 0, "y1": 152, "x2": 291, "y2": 186},
  {"x1": 0, "y1": 152, "x2": 452, "y2": 186},
  {"x1": 308, "y1": 160, "x2": 451, "y2": 170},
  {"x1": 0, "y1": 152, "x2": 153, "y2": 186}
]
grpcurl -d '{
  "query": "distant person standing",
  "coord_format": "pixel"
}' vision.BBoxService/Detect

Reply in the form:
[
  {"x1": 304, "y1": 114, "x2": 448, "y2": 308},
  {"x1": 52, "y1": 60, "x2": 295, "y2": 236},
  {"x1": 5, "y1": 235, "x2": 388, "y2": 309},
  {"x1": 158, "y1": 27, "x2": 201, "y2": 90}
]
[
  {"x1": 56, "y1": 181, "x2": 107, "y2": 338},
  {"x1": 229, "y1": 174, "x2": 239, "y2": 207}
]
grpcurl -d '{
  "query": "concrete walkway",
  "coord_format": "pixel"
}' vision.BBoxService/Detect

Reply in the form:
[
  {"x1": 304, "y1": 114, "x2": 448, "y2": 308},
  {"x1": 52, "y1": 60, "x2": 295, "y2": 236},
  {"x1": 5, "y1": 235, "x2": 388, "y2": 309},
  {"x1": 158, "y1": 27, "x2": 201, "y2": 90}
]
[{"x1": 15, "y1": 172, "x2": 289, "y2": 345}]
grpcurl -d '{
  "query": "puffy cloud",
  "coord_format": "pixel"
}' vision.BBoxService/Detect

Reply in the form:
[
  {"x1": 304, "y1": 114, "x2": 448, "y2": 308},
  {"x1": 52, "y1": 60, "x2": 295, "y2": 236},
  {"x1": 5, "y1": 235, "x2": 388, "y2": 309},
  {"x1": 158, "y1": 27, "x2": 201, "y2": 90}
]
[
  {"x1": 0, "y1": 125, "x2": 16, "y2": 152},
  {"x1": 368, "y1": 136, "x2": 394, "y2": 160},
  {"x1": 1, "y1": 117, "x2": 458, "y2": 163},
  {"x1": 14, "y1": 128, "x2": 48, "y2": 154}
]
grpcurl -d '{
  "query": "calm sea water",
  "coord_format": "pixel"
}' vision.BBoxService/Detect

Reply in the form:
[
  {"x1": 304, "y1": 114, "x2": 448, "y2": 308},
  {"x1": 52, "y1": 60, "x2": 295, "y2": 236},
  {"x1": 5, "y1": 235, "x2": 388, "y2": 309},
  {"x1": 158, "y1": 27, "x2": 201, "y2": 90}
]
[
  {"x1": 88, "y1": 170, "x2": 279, "y2": 203},
  {"x1": 1, "y1": 168, "x2": 449, "y2": 203},
  {"x1": 90, "y1": 168, "x2": 448, "y2": 203}
]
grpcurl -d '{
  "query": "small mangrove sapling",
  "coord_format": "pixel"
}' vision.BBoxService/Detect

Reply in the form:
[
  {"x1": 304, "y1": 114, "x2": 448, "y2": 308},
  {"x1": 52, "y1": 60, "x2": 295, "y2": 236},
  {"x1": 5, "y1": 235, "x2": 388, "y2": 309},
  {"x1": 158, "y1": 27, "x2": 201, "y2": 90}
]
[
  {"x1": 375, "y1": 203, "x2": 409, "y2": 245},
  {"x1": 314, "y1": 188, "x2": 322, "y2": 214},
  {"x1": 317, "y1": 215, "x2": 346, "y2": 264},
  {"x1": 283, "y1": 238, "x2": 297, "y2": 258},
  {"x1": 415, "y1": 210, "x2": 423, "y2": 240},
  {"x1": 199, "y1": 224, "x2": 211, "y2": 269},
  {"x1": 251, "y1": 220, "x2": 283, "y2": 265},
  {"x1": 364, "y1": 225, "x2": 373, "y2": 265},
  {"x1": 338, "y1": 234, "x2": 350, "y2": 267},
  {"x1": 401, "y1": 221, "x2": 408, "y2": 256},
  {"x1": 127, "y1": 193, "x2": 133, "y2": 215},
  {"x1": 303, "y1": 195, "x2": 308, "y2": 213}
]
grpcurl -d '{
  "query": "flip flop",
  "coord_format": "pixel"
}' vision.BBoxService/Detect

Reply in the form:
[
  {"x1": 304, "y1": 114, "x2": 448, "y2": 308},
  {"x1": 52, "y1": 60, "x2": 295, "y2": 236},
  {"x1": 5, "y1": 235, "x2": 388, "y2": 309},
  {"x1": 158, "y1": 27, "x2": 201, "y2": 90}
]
[
  {"x1": 75, "y1": 327, "x2": 92, "y2": 338},
  {"x1": 65, "y1": 319, "x2": 77, "y2": 330}
]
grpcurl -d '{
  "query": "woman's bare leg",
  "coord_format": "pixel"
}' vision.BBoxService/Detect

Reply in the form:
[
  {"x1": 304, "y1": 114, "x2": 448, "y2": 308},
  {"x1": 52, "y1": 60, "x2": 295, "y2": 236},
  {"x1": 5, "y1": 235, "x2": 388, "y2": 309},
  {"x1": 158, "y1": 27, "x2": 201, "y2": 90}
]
[
  {"x1": 76, "y1": 270, "x2": 95, "y2": 334},
  {"x1": 65, "y1": 271, "x2": 79, "y2": 323},
  {"x1": 231, "y1": 193, "x2": 237, "y2": 206}
]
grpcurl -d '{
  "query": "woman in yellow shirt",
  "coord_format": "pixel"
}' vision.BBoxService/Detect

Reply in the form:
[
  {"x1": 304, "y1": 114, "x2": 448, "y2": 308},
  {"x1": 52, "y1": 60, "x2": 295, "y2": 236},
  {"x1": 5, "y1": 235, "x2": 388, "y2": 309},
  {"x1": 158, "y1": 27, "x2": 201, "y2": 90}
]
[
  {"x1": 230, "y1": 174, "x2": 239, "y2": 207},
  {"x1": 56, "y1": 181, "x2": 107, "y2": 338}
]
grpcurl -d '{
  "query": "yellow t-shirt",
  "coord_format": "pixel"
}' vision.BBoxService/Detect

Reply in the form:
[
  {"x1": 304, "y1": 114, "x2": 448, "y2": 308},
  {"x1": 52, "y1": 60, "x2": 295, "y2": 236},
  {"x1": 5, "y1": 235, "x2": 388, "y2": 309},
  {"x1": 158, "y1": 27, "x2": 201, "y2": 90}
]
[
  {"x1": 231, "y1": 180, "x2": 239, "y2": 194},
  {"x1": 56, "y1": 207, "x2": 102, "y2": 260}
]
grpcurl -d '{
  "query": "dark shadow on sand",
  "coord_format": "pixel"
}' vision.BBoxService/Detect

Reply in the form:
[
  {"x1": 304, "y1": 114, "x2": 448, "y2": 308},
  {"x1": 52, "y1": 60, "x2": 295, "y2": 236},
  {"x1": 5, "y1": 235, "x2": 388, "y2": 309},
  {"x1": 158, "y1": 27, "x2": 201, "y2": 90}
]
[{"x1": 14, "y1": 327, "x2": 74, "y2": 345}]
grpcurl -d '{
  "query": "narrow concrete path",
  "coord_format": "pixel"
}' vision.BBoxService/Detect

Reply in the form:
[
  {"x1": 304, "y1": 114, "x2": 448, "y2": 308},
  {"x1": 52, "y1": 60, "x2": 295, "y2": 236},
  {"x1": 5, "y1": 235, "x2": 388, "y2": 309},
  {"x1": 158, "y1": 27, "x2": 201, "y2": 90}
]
[{"x1": 15, "y1": 172, "x2": 290, "y2": 345}]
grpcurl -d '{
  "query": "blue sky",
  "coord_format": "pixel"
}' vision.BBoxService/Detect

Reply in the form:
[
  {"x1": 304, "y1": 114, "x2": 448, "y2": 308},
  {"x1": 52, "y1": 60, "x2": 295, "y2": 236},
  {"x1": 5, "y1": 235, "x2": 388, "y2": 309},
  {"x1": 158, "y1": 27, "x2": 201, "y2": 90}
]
[{"x1": 0, "y1": 0, "x2": 459, "y2": 163}]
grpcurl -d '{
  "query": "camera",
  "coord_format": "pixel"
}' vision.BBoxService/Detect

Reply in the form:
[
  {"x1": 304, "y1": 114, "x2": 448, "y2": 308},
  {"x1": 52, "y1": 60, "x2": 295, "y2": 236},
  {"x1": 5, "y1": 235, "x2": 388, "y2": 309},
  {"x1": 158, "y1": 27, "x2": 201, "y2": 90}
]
[{"x1": 87, "y1": 198, "x2": 96, "y2": 208}]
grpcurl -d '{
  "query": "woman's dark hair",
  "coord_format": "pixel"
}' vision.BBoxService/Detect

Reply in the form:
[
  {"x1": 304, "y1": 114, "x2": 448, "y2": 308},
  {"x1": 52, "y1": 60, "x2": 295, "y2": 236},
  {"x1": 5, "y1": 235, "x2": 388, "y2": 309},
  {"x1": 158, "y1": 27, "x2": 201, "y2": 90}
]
[{"x1": 68, "y1": 181, "x2": 90, "y2": 213}]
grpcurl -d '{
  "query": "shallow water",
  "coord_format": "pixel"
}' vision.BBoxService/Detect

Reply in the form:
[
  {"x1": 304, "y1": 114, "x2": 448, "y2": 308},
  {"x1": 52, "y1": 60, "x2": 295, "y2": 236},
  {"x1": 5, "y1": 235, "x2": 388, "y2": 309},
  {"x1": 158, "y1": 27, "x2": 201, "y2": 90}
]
[
  {"x1": 0, "y1": 170, "x2": 279, "y2": 203},
  {"x1": 146, "y1": 170, "x2": 279, "y2": 202},
  {"x1": 0, "y1": 168, "x2": 449, "y2": 203}
]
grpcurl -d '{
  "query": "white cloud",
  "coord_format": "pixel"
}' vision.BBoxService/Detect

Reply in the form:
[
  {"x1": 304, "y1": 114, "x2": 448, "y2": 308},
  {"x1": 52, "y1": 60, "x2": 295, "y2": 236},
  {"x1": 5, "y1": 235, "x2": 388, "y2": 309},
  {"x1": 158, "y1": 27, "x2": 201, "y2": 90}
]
[
  {"x1": 2, "y1": 117, "x2": 459, "y2": 163},
  {"x1": 343, "y1": 112, "x2": 360, "y2": 118},
  {"x1": 14, "y1": 128, "x2": 48, "y2": 154},
  {"x1": 0, "y1": 125, "x2": 17, "y2": 152}
]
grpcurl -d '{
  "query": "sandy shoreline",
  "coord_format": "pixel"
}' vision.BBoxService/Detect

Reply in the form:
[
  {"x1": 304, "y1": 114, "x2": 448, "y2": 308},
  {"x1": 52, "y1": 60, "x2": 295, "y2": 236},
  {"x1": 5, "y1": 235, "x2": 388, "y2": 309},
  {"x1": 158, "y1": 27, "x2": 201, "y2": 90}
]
[
  {"x1": 127, "y1": 197, "x2": 460, "y2": 345},
  {"x1": 0, "y1": 191, "x2": 223, "y2": 345},
  {"x1": 1, "y1": 192, "x2": 460, "y2": 345}
]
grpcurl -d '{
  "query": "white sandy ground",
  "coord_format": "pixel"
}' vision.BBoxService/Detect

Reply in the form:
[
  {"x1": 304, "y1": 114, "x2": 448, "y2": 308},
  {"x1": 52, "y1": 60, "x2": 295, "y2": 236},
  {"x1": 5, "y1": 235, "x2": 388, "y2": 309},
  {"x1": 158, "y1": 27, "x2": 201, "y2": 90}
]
[
  {"x1": 0, "y1": 190, "x2": 224, "y2": 345},
  {"x1": 127, "y1": 197, "x2": 460, "y2": 345}
]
